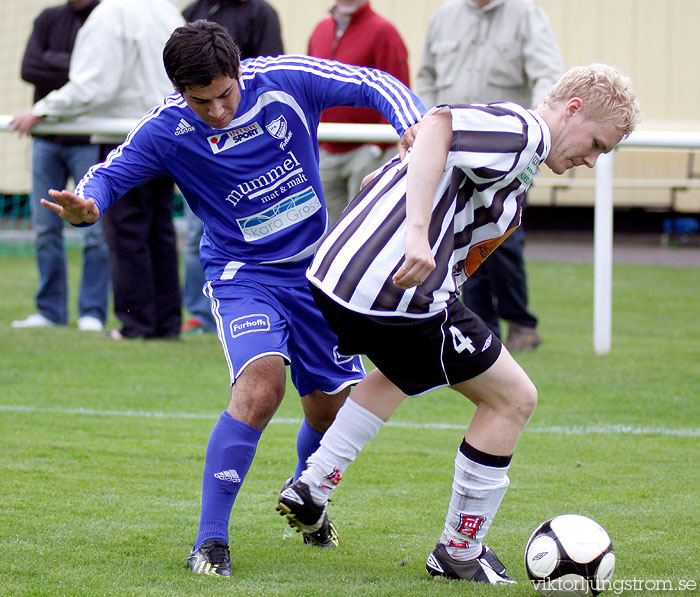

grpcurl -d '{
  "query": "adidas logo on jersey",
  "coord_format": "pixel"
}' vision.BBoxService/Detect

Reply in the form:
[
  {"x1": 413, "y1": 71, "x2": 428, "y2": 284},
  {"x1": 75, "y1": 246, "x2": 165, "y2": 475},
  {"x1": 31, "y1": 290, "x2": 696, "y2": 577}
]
[
  {"x1": 214, "y1": 469, "x2": 241, "y2": 483},
  {"x1": 174, "y1": 118, "x2": 195, "y2": 136}
]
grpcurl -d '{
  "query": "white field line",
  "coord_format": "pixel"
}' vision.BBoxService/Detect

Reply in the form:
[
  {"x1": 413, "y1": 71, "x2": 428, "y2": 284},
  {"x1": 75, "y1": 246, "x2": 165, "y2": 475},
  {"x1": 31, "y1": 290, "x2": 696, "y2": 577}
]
[{"x1": 1, "y1": 404, "x2": 699, "y2": 437}]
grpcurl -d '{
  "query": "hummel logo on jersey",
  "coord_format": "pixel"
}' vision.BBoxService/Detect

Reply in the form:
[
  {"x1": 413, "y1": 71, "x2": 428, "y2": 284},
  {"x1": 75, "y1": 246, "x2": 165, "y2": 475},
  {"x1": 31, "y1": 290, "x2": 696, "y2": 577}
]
[
  {"x1": 214, "y1": 469, "x2": 241, "y2": 483},
  {"x1": 174, "y1": 118, "x2": 195, "y2": 135}
]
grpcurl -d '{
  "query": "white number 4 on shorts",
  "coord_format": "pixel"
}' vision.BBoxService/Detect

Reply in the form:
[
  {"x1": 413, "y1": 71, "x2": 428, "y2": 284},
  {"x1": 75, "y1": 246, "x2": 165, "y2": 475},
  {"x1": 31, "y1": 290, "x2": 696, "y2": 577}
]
[{"x1": 449, "y1": 325, "x2": 476, "y2": 354}]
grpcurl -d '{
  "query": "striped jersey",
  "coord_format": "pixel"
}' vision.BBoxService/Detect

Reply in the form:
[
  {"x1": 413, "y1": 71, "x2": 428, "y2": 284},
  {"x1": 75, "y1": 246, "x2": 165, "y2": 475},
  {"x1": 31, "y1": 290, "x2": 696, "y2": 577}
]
[
  {"x1": 307, "y1": 102, "x2": 550, "y2": 317},
  {"x1": 76, "y1": 55, "x2": 425, "y2": 286}
]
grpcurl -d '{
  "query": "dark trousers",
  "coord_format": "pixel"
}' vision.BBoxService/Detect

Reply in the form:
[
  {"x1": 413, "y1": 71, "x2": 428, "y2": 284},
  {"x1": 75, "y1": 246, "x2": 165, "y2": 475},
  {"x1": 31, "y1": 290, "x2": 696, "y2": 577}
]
[
  {"x1": 461, "y1": 226, "x2": 537, "y2": 338},
  {"x1": 100, "y1": 146, "x2": 181, "y2": 338}
]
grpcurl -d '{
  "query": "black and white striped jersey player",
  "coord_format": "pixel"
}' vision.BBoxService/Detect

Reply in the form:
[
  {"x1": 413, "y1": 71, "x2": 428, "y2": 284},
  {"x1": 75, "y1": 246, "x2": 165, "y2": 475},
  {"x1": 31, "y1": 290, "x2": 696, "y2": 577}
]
[
  {"x1": 307, "y1": 101, "x2": 549, "y2": 396},
  {"x1": 293, "y1": 64, "x2": 639, "y2": 583}
]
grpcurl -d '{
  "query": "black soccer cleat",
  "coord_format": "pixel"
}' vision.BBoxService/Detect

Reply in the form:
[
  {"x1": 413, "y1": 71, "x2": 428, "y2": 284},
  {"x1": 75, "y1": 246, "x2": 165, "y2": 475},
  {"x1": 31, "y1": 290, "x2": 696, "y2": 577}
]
[
  {"x1": 426, "y1": 543, "x2": 516, "y2": 584},
  {"x1": 187, "y1": 539, "x2": 232, "y2": 576},
  {"x1": 277, "y1": 479, "x2": 339, "y2": 548},
  {"x1": 301, "y1": 515, "x2": 339, "y2": 548}
]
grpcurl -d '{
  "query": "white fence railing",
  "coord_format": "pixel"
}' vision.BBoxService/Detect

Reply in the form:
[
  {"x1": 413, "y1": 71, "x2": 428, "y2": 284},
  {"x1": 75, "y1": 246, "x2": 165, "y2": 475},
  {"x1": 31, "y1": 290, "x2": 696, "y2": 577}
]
[
  {"x1": 2, "y1": 115, "x2": 699, "y2": 354},
  {"x1": 0, "y1": 115, "x2": 402, "y2": 143}
]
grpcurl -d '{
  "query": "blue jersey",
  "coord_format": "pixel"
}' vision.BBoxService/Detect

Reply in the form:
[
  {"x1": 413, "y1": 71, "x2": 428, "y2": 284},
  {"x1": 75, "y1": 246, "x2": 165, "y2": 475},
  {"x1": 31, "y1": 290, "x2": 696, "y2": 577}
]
[{"x1": 77, "y1": 55, "x2": 426, "y2": 285}]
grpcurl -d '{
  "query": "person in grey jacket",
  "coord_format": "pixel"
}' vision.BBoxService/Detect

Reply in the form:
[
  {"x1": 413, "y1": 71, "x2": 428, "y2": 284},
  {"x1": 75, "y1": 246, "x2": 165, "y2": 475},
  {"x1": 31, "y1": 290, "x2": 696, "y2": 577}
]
[{"x1": 417, "y1": 0, "x2": 565, "y2": 351}]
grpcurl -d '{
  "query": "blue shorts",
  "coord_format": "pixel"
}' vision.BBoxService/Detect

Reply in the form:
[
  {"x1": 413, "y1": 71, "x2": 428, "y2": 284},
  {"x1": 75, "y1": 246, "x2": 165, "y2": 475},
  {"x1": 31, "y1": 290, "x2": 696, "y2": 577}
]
[{"x1": 205, "y1": 279, "x2": 365, "y2": 396}]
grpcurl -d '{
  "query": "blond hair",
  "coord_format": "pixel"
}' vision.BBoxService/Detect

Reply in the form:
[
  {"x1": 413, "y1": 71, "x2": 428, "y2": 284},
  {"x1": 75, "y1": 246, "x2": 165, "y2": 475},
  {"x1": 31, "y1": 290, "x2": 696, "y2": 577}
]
[{"x1": 542, "y1": 64, "x2": 642, "y2": 138}]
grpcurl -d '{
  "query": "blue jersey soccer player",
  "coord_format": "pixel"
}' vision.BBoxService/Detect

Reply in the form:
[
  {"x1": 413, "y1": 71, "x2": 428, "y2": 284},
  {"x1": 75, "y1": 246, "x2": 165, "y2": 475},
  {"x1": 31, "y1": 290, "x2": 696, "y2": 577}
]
[
  {"x1": 43, "y1": 20, "x2": 425, "y2": 576},
  {"x1": 279, "y1": 64, "x2": 640, "y2": 583}
]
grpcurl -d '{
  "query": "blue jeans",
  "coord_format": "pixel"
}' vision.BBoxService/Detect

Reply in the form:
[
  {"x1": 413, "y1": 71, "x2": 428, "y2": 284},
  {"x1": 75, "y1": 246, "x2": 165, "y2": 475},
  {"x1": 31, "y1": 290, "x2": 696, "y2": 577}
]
[
  {"x1": 31, "y1": 138, "x2": 108, "y2": 325},
  {"x1": 183, "y1": 202, "x2": 215, "y2": 331}
]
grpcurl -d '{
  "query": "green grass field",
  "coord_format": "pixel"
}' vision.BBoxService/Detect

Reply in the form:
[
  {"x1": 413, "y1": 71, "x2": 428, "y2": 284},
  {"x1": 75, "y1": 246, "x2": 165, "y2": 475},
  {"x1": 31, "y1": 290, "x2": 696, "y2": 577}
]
[{"x1": 1, "y1": 249, "x2": 698, "y2": 596}]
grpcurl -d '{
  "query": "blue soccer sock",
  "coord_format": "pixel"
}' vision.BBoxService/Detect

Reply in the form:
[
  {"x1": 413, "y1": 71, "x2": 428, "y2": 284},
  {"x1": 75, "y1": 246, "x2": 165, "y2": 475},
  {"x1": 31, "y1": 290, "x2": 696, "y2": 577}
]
[
  {"x1": 293, "y1": 418, "x2": 324, "y2": 481},
  {"x1": 194, "y1": 410, "x2": 262, "y2": 550}
]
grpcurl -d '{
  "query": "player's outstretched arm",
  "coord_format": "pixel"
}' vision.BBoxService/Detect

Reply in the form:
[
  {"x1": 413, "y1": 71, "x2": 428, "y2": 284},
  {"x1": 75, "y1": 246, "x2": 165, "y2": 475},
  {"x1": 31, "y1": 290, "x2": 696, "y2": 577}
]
[{"x1": 41, "y1": 189, "x2": 101, "y2": 225}]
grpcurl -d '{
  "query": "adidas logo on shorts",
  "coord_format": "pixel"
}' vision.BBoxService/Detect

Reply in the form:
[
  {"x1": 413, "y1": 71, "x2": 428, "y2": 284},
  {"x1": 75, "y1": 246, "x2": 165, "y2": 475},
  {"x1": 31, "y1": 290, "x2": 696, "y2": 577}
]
[{"x1": 174, "y1": 118, "x2": 195, "y2": 136}]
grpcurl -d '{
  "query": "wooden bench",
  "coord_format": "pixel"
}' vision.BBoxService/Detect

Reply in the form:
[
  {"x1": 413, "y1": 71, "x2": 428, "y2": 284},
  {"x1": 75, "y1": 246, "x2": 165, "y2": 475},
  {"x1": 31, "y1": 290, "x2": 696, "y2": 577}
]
[{"x1": 529, "y1": 177, "x2": 700, "y2": 212}]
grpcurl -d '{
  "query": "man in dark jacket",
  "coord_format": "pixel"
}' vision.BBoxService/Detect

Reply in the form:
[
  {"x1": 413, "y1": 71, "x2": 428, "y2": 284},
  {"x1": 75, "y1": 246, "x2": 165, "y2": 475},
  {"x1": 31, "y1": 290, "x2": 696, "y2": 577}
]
[
  {"x1": 11, "y1": 0, "x2": 109, "y2": 332},
  {"x1": 182, "y1": 0, "x2": 283, "y2": 60}
]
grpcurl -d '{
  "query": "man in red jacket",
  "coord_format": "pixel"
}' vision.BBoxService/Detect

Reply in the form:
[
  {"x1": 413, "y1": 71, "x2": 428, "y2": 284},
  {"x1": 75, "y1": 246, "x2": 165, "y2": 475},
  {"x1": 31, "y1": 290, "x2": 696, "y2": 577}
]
[{"x1": 308, "y1": 0, "x2": 410, "y2": 224}]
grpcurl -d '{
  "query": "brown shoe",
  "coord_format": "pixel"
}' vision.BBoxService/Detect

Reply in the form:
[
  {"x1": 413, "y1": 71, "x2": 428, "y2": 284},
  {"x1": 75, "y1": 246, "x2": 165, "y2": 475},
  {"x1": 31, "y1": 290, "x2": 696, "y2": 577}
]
[{"x1": 505, "y1": 322, "x2": 542, "y2": 351}]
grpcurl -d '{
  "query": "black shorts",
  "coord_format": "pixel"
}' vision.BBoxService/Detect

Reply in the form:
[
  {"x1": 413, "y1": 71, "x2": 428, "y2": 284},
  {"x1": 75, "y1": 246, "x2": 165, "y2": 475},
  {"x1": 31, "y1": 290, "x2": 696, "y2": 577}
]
[{"x1": 310, "y1": 285, "x2": 501, "y2": 396}]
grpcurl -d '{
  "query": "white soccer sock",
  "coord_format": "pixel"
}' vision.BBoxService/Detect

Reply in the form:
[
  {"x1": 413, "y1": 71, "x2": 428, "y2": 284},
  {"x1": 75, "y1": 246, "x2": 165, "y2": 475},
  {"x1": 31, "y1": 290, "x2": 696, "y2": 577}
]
[
  {"x1": 441, "y1": 448, "x2": 511, "y2": 562},
  {"x1": 299, "y1": 397, "x2": 384, "y2": 505}
]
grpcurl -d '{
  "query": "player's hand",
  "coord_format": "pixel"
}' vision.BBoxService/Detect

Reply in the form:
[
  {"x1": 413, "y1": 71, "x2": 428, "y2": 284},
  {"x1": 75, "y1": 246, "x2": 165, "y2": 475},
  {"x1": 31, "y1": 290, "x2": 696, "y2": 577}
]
[
  {"x1": 392, "y1": 227, "x2": 435, "y2": 289},
  {"x1": 41, "y1": 189, "x2": 101, "y2": 225},
  {"x1": 10, "y1": 110, "x2": 42, "y2": 136},
  {"x1": 398, "y1": 122, "x2": 420, "y2": 160}
]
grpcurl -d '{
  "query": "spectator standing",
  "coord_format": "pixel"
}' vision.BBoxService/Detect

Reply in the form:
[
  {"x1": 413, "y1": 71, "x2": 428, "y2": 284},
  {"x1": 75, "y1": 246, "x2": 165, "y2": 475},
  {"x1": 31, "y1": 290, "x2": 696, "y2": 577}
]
[
  {"x1": 12, "y1": 0, "x2": 185, "y2": 341},
  {"x1": 417, "y1": 0, "x2": 564, "y2": 350},
  {"x1": 11, "y1": 0, "x2": 108, "y2": 332},
  {"x1": 182, "y1": 0, "x2": 284, "y2": 59},
  {"x1": 179, "y1": 0, "x2": 284, "y2": 335},
  {"x1": 308, "y1": 0, "x2": 410, "y2": 224}
]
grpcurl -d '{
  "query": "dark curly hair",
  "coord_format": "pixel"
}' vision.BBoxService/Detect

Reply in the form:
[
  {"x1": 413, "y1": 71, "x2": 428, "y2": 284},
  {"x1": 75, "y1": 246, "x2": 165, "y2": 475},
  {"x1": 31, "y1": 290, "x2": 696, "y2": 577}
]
[{"x1": 163, "y1": 20, "x2": 241, "y2": 92}]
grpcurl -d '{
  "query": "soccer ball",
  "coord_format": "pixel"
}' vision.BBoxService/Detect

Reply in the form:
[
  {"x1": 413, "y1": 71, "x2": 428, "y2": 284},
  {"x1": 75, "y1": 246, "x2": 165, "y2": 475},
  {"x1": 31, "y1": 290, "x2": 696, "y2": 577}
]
[{"x1": 525, "y1": 514, "x2": 616, "y2": 596}]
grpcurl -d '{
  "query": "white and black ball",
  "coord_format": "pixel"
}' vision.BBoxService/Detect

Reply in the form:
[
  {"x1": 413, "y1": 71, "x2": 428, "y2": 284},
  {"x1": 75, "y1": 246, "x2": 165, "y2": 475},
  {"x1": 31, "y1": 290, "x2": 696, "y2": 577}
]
[{"x1": 525, "y1": 514, "x2": 616, "y2": 596}]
